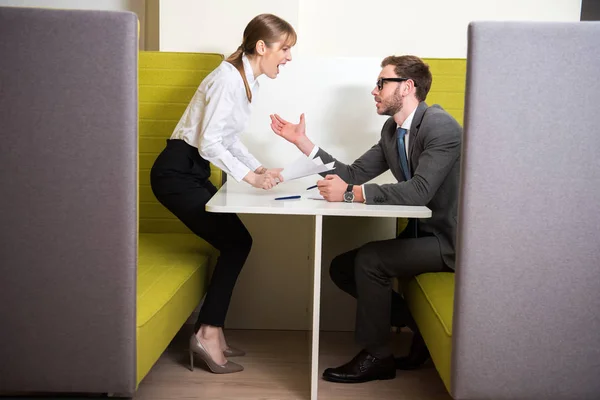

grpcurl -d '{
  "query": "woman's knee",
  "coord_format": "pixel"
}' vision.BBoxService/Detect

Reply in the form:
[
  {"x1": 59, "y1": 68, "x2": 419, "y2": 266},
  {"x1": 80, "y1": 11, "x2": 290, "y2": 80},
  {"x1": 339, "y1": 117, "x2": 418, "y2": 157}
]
[
  {"x1": 223, "y1": 224, "x2": 252, "y2": 255},
  {"x1": 238, "y1": 228, "x2": 253, "y2": 253}
]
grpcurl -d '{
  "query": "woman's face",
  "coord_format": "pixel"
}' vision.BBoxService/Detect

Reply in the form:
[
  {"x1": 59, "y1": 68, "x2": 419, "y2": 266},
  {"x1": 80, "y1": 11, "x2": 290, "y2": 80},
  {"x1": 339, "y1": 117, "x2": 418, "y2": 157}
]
[{"x1": 259, "y1": 39, "x2": 293, "y2": 79}]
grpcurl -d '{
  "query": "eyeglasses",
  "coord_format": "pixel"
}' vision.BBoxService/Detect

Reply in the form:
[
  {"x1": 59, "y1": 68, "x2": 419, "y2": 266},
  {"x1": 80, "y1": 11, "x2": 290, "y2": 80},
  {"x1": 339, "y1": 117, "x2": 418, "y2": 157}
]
[{"x1": 376, "y1": 77, "x2": 417, "y2": 91}]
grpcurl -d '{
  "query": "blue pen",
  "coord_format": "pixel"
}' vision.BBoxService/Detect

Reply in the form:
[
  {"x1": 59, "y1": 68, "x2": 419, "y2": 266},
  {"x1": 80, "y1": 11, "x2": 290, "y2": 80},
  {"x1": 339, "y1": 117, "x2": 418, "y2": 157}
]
[
  {"x1": 306, "y1": 184, "x2": 318, "y2": 190},
  {"x1": 274, "y1": 195, "x2": 301, "y2": 200}
]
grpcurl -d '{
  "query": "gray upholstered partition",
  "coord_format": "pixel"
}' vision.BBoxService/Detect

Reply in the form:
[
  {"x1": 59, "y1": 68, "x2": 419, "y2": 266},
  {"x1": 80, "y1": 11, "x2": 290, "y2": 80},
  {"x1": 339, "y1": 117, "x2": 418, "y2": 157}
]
[
  {"x1": 452, "y1": 22, "x2": 600, "y2": 399},
  {"x1": 0, "y1": 7, "x2": 138, "y2": 395}
]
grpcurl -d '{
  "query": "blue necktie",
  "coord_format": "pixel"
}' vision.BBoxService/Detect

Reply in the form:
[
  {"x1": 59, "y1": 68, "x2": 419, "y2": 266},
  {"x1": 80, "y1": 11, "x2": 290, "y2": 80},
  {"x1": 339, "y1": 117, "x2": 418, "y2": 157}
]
[{"x1": 397, "y1": 127, "x2": 410, "y2": 180}]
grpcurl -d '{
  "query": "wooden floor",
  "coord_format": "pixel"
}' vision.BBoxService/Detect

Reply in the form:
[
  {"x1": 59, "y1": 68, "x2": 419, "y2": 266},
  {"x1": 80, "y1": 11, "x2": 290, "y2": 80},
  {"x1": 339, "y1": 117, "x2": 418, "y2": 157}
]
[{"x1": 135, "y1": 327, "x2": 451, "y2": 400}]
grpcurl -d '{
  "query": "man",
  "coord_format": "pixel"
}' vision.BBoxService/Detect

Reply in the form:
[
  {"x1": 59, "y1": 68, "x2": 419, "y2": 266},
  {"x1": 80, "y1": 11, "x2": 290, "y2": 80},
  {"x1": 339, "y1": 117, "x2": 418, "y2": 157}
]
[{"x1": 270, "y1": 55, "x2": 461, "y2": 383}]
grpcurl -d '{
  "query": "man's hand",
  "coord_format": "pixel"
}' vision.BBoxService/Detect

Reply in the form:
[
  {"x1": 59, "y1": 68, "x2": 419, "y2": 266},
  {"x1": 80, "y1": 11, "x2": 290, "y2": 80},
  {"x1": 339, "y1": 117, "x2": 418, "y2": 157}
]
[
  {"x1": 270, "y1": 113, "x2": 306, "y2": 145},
  {"x1": 270, "y1": 113, "x2": 316, "y2": 156},
  {"x1": 317, "y1": 174, "x2": 347, "y2": 202}
]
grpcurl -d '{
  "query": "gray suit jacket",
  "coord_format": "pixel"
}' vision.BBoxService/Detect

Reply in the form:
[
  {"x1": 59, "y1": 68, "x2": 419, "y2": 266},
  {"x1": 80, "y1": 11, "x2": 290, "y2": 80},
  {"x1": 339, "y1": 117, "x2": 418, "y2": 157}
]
[{"x1": 315, "y1": 102, "x2": 462, "y2": 269}]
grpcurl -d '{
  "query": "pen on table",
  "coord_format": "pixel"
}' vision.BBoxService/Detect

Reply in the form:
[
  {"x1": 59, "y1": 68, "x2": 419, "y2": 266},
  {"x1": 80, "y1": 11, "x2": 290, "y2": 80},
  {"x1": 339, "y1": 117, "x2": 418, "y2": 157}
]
[
  {"x1": 274, "y1": 195, "x2": 301, "y2": 201},
  {"x1": 306, "y1": 184, "x2": 317, "y2": 190}
]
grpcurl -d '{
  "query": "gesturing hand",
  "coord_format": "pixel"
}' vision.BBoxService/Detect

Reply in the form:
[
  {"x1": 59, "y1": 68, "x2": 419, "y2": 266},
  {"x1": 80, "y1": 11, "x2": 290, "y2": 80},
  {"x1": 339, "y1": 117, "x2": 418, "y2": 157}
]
[
  {"x1": 317, "y1": 174, "x2": 348, "y2": 202},
  {"x1": 270, "y1": 113, "x2": 306, "y2": 145}
]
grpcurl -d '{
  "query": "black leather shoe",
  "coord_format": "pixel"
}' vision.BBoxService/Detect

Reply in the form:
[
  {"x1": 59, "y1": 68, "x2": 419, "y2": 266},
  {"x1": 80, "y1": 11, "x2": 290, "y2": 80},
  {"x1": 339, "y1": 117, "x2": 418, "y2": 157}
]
[
  {"x1": 322, "y1": 350, "x2": 396, "y2": 383},
  {"x1": 395, "y1": 332, "x2": 431, "y2": 370}
]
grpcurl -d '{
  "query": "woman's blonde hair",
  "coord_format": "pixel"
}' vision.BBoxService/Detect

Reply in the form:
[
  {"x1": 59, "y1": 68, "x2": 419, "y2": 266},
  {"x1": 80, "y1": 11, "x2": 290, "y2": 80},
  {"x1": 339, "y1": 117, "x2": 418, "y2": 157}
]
[{"x1": 226, "y1": 14, "x2": 297, "y2": 102}]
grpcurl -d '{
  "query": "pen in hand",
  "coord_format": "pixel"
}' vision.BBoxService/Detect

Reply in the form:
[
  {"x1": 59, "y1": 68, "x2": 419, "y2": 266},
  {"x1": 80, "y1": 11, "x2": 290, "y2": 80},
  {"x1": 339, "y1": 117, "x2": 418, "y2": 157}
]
[{"x1": 306, "y1": 184, "x2": 317, "y2": 190}]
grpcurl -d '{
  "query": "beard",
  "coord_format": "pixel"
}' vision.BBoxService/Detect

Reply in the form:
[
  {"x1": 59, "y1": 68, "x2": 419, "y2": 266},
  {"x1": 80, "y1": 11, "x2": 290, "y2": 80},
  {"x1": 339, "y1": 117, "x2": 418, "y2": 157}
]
[{"x1": 379, "y1": 87, "x2": 404, "y2": 116}]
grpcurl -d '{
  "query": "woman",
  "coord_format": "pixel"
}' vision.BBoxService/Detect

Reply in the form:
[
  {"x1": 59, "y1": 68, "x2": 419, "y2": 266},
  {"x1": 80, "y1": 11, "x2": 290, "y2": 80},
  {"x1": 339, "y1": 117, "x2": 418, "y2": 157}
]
[{"x1": 150, "y1": 14, "x2": 297, "y2": 374}]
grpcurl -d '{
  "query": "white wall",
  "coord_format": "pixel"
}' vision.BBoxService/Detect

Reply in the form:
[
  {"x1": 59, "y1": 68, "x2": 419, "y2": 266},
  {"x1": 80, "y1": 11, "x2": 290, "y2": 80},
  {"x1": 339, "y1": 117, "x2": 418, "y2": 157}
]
[
  {"x1": 0, "y1": 0, "x2": 147, "y2": 49},
  {"x1": 160, "y1": 0, "x2": 582, "y2": 58},
  {"x1": 159, "y1": 0, "x2": 300, "y2": 54},
  {"x1": 298, "y1": 0, "x2": 582, "y2": 58},
  {"x1": 161, "y1": 0, "x2": 582, "y2": 331}
]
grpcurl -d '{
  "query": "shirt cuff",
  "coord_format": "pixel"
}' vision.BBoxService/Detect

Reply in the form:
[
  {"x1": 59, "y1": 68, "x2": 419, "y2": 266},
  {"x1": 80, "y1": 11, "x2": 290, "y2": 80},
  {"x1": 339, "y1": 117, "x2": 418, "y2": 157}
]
[
  {"x1": 231, "y1": 165, "x2": 251, "y2": 183},
  {"x1": 308, "y1": 145, "x2": 320, "y2": 159},
  {"x1": 246, "y1": 158, "x2": 262, "y2": 172},
  {"x1": 361, "y1": 185, "x2": 367, "y2": 203}
]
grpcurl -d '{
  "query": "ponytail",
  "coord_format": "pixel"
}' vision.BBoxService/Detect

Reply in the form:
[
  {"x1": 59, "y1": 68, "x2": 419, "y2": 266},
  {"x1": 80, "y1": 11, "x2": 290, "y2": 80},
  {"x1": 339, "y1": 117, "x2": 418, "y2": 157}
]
[{"x1": 226, "y1": 44, "x2": 253, "y2": 103}]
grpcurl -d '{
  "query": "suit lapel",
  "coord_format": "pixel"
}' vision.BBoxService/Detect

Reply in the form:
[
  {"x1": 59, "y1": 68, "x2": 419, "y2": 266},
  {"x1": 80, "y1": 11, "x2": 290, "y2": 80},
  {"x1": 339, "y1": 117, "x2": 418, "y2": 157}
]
[{"x1": 408, "y1": 102, "x2": 428, "y2": 167}]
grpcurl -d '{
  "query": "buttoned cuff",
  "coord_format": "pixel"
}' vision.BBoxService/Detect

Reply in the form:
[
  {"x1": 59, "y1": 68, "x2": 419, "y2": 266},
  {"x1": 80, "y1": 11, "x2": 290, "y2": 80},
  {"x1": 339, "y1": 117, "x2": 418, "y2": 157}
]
[
  {"x1": 231, "y1": 165, "x2": 251, "y2": 183},
  {"x1": 246, "y1": 158, "x2": 262, "y2": 173}
]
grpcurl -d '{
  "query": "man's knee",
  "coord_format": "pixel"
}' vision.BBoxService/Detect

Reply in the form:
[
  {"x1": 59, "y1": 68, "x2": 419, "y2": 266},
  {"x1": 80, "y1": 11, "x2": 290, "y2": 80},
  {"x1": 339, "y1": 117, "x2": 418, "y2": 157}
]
[
  {"x1": 329, "y1": 252, "x2": 353, "y2": 287},
  {"x1": 329, "y1": 254, "x2": 344, "y2": 286},
  {"x1": 354, "y1": 243, "x2": 382, "y2": 277}
]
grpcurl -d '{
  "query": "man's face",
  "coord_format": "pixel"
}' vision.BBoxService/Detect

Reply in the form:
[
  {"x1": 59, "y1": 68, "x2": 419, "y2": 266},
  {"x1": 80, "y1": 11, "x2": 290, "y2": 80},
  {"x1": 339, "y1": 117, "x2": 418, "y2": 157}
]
[{"x1": 372, "y1": 65, "x2": 404, "y2": 116}]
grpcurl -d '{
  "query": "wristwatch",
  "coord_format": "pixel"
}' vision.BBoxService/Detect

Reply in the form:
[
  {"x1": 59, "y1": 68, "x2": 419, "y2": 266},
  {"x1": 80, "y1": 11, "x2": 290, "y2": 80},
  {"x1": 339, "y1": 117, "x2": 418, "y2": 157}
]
[{"x1": 343, "y1": 184, "x2": 355, "y2": 203}]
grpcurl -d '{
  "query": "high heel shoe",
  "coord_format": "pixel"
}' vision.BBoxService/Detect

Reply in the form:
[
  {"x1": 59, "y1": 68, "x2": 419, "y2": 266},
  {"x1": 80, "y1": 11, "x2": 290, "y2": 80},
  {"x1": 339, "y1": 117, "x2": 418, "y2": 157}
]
[
  {"x1": 223, "y1": 346, "x2": 246, "y2": 357},
  {"x1": 189, "y1": 335, "x2": 244, "y2": 374}
]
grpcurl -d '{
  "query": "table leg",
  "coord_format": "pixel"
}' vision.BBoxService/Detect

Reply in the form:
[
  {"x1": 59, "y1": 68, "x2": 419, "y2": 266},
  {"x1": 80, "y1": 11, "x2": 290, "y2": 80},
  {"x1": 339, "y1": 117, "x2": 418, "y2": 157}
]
[{"x1": 309, "y1": 215, "x2": 323, "y2": 400}]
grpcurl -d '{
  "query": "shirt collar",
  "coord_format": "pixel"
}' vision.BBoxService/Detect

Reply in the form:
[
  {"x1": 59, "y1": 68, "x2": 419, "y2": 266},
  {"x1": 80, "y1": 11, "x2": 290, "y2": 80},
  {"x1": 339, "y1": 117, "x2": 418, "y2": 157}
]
[
  {"x1": 399, "y1": 107, "x2": 417, "y2": 133},
  {"x1": 241, "y1": 53, "x2": 258, "y2": 88}
]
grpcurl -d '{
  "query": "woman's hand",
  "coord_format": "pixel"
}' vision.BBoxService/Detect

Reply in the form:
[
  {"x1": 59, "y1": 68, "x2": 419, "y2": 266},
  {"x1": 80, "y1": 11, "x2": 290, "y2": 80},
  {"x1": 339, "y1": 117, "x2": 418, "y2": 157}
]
[
  {"x1": 265, "y1": 168, "x2": 284, "y2": 183},
  {"x1": 270, "y1": 113, "x2": 306, "y2": 145},
  {"x1": 255, "y1": 167, "x2": 284, "y2": 183},
  {"x1": 244, "y1": 171, "x2": 278, "y2": 190}
]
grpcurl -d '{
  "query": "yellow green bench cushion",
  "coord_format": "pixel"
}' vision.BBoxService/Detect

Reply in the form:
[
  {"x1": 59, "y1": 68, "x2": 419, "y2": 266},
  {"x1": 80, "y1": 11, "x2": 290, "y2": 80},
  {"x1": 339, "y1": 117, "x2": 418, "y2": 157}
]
[
  {"x1": 136, "y1": 233, "x2": 214, "y2": 385},
  {"x1": 404, "y1": 272, "x2": 455, "y2": 392}
]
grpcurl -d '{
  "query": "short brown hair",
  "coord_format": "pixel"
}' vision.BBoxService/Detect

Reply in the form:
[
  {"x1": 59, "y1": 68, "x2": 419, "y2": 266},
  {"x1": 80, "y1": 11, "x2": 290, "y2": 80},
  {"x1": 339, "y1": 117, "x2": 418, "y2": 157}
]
[{"x1": 381, "y1": 55, "x2": 432, "y2": 101}]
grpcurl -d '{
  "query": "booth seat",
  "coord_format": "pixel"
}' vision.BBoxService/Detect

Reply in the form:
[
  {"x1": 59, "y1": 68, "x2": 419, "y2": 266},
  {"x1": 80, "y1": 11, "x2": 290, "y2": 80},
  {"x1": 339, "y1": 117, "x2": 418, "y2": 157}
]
[
  {"x1": 404, "y1": 272, "x2": 455, "y2": 391},
  {"x1": 136, "y1": 51, "x2": 225, "y2": 385},
  {"x1": 398, "y1": 58, "x2": 466, "y2": 394}
]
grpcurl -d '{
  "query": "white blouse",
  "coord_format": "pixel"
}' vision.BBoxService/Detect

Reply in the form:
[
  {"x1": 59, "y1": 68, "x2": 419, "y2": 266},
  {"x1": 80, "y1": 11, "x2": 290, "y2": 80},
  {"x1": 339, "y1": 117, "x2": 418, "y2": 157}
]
[{"x1": 170, "y1": 54, "x2": 261, "y2": 182}]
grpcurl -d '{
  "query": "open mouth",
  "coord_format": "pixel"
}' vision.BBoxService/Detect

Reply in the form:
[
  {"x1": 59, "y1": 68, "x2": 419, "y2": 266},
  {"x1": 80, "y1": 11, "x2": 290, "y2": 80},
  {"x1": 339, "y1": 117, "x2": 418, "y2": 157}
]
[{"x1": 277, "y1": 62, "x2": 287, "y2": 74}]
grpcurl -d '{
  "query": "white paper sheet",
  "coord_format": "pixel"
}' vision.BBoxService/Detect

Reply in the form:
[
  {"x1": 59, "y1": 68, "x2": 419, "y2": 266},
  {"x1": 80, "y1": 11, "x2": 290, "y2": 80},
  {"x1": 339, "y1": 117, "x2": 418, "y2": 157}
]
[
  {"x1": 306, "y1": 193, "x2": 325, "y2": 200},
  {"x1": 280, "y1": 155, "x2": 335, "y2": 182}
]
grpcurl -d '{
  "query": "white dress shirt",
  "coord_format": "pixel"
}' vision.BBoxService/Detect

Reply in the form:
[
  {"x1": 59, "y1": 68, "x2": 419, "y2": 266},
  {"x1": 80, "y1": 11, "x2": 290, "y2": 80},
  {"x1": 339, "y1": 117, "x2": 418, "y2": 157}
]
[
  {"x1": 308, "y1": 107, "x2": 418, "y2": 201},
  {"x1": 170, "y1": 54, "x2": 262, "y2": 182}
]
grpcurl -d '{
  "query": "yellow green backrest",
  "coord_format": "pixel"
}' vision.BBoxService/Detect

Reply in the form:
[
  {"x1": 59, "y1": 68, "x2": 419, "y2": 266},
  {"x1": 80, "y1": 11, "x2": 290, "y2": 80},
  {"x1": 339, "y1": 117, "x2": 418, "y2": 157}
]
[
  {"x1": 397, "y1": 58, "x2": 466, "y2": 235},
  {"x1": 139, "y1": 51, "x2": 224, "y2": 233}
]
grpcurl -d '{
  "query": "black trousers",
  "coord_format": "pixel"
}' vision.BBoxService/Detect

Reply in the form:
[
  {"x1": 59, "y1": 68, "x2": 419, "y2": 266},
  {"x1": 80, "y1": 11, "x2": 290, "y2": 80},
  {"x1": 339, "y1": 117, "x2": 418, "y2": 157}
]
[
  {"x1": 150, "y1": 139, "x2": 252, "y2": 331},
  {"x1": 329, "y1": 226, "x2": 448, "y2": 358}
]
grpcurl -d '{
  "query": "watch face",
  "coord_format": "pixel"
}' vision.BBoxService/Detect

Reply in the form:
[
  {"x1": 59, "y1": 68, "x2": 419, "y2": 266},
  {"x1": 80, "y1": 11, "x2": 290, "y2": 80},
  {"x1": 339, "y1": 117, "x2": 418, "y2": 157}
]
[{"x1": 343, "y1": 191, "x2": 354, "y2": 202}]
